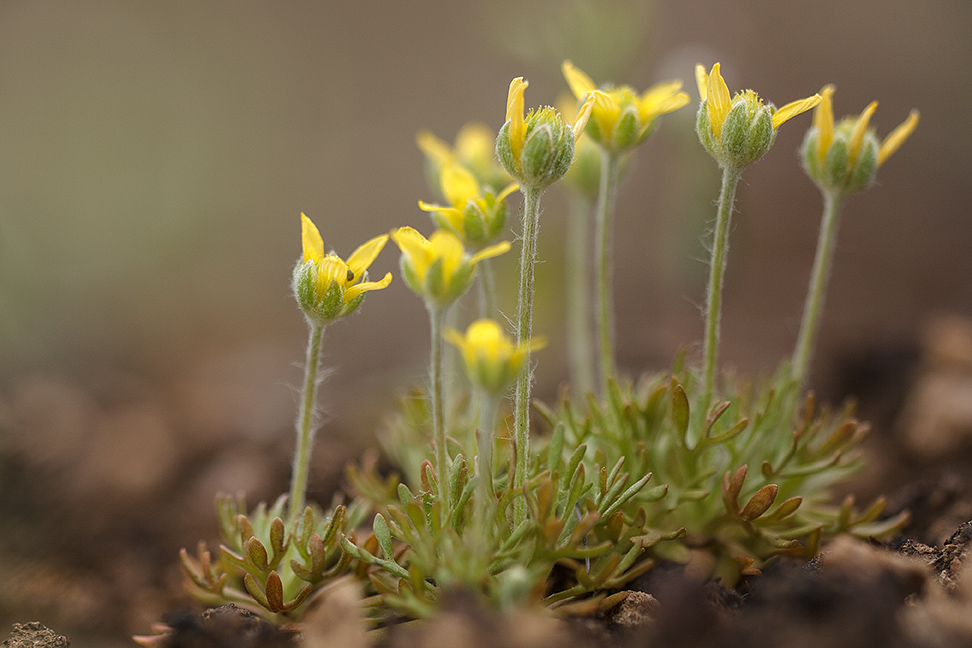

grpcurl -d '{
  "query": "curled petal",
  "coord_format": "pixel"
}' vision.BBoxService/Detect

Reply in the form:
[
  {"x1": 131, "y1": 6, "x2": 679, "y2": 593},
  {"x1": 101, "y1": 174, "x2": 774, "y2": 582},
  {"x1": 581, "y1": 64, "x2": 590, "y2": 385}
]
[
  {"x1": 572, "y1": 93, "x2": 597, "y2": 141},
  {"x1": 639, "y1": 80, "x2": 687, "y2": 116},
  {"x1": 391, "y1": 226, "x2": 432, "y2": 266},
  {"x1": 814, "y1": 85, "x2": 836, "y2": 166},
  {"x1": 847, "y1": 100, "x2": 878, "y2": 162},
  {"x1": 470, "y1": 240, "x2": 511, "y2": 265},
  {"x1": 344, "y1": 272, "x2": 392, "y2": 302},
  {"x1": 416, "y1": 130, "x2": 454, "y2": 168},
  {"x1": 695, "y1": 64, "x2": 708, "y2": 101},
  {"x1": 562, "y1": 60, "x2": 597, "y2": 100},
  {"x1": 441, "y1": 164, "x2": 481, "y2": 209},
  {"x1": 878, "y1": 109, "x2": 919, "y2": 166},
  {"x1": 346, "y1": 234, "x2": 388, "y2": 281},
  {"x1": 496, "y1": 182, "x2": 519, "y2": 203},
  {"x1": 706, "y1": 63, "x2": 732, "y2": 138},
  {"x1": 300, "y1": 213, "x2": 325, "y2": 263},
  {"x1": 771, "y1": 93, "x2": 822, "y2": 130},
  {"x1": 506, "y1": 77, "x2": 528, "y2": 161}
]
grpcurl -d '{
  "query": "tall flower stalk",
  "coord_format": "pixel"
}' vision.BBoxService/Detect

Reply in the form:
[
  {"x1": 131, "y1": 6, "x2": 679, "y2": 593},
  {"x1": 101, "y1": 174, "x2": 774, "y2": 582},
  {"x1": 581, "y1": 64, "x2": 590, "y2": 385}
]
[
  {"x1": 289, "y1": 213, "x2": 391, "y2": 518},
  {"x1": 561, "y1": 61, "x2": 689, "y2": 394},
  {"x1": 694, "y1": 63, "x2": 820, "y2": 413},
  {"x1": 392, "y1": 227, "x2": 509, "y2": 499},
  {"x1": 792, "y1": 86, "x2": 919, "y2": 387},
  {"x1": 496, "y1": 77, "x2": 593, "y2": 521}
]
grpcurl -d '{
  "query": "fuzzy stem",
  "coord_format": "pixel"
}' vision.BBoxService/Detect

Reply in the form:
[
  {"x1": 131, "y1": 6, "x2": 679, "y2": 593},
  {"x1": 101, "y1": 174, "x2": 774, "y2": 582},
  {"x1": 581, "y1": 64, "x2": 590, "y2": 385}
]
[
  {"x1": 476, "y1": 258, "x2": 498, "y2": 320},
  {"x1": 792, "y1": 190, "x2": 843, "y2": 388},
  {"x1": 701, "y1": 165, "x2": 742, "y2": 411},
  {"x1": 475, "y1": 391, "x2": 498, "y2": 515},
  {"x1": 289, "y1": 321, "x2": 325, "y2": 519},
  {"x1": 566, "y1": 194, "x2": 595, "y2": 397},
  {"x1": 513, "y1": 186, "x2": 543, "y2": 524},
  {"x1": 428, "y1": 303, "x2": 448, "y2": 501},
  {"x1": 594, "y1": 149, "x2": 621, "y2": 395}
]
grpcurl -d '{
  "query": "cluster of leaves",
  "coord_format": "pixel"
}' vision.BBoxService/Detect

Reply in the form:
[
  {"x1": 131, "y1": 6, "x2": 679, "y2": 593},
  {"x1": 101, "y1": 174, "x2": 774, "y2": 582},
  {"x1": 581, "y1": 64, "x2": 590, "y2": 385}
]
[
  {"x1": 179, "y1": 494, "x2": 364, "y2": 622},
  {"x1": 179, "y1": 360, "x2": 908, "y2": 623},
  {"x1": 535, "y1": 360, "x2": 910, "y2": 584}
]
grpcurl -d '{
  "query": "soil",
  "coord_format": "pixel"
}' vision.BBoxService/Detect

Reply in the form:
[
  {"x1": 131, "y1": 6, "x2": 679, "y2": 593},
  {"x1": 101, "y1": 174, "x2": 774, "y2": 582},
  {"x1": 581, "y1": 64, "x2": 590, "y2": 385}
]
[{"x1": 5, "y1": 314, "x2": 972, "y2": 647}]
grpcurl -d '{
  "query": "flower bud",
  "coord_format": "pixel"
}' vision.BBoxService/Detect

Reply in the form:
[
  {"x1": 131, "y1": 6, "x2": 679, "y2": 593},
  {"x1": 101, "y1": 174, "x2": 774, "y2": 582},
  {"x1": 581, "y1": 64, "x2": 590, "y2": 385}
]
[
  {"x1": 495, "y1": 77, "x2": 594, "y2": 191},
  {"x1": 392, "y1": 227, "x2": 510, "y2": 307},
  {"x1": 418, "y1": 163, "x2": 516, "y2": 250},
  {"x1": 292, "y1": 214, "x2": 391, "y2": 324},
  {"x1": 695, "y1": 63, "x2": 820, "y2": 170},
  {"x1": 444, "y1": 319, "x2": 546, "y2": 395},
  {"x1": 561, "y1": 60, "x2": 689, "y2": 154},
  {"x1": 801, "y1": 85, "x2": 919, "y2": 195}
]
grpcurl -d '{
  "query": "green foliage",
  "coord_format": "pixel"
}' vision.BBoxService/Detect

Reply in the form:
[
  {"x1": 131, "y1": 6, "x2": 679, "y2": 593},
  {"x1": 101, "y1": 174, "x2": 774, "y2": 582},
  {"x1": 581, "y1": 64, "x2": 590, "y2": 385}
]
[
  {"x1": 340, "y1": 359, "x2": 909, "y2": 616},
  {"x1": 179, "y1": 494, "x2": 365, "y2": 622}
]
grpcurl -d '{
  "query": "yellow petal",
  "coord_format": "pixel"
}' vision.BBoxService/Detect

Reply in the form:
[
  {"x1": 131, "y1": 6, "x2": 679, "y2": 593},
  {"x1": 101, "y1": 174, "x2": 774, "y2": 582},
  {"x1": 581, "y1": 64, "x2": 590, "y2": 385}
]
[
  {"x1": 506, "y1": 77, "x2": 528, "y2": 160},
  {"x1": 420, "y1": 203, "x2": 465, "y2": 233},
  {"x1": 771, "y1": 93, "x2": 822, "y2": 130},
  {"x1": 470, "y1": 240, "x2": 511, "y2": 265},
  {"x1": 428, "y1": 229, "x2": 466, "y2": 279},
  {"x1": 878, "y1": 109, "x2": 919, "y2": 166},
  {"x1": 454, "y1": 122, "x2": 495, "y2": 162},
  {"x1": 345, "y1": 233, "x2": 388, "y2": 280},
  {"x1": 416, "y1": 130, "x2": 454, "y2": 168},
  {"x1": 590, "y1": 90, "x2": 620, "y2": 138},
  {"x1": 847, "y1": 101, "x2": 878, "y2": 162},
  {"x1": 443, "y1": 326, "x2": 467, "y2": 350},
  {"x1": 639, "y1": 80, "x2": 685, "y2": 114},
  {"x1": 526, "y1": 335, "x2": 548, "y2": 353},
  {"x1": 561, "y1": 60, "x2": 597, "y2": 100},
  {"x1": 344, "y1": 272, "x2": 392, "y2": 302},
  {"x1": 706, "y1": 63, "x2": 732, "y2": 138},
  {"x1": 572, "y1": 93, "x2": 597, "y2": 141},
  {"x1": 814, "y1": 85, "x2": 836, "y2": 166},
  {"x1": 300, "y1": 212, "x2": 324, "y2": 263},
  {"x1": 695, "y1": 64, "x2": 708, "y2": 101},
  {"x1": 441, "y1": 164, "x2": 480, "y2": 209},
  {"x1": 391, "y1": 226, "x2": 432, "y2": 269},
  {"x1": 496, "y1": 182, "x2": 519, "y2": 203},
  {"x1": 418, "y1": 199, "x2": 446, "y2": 212}
]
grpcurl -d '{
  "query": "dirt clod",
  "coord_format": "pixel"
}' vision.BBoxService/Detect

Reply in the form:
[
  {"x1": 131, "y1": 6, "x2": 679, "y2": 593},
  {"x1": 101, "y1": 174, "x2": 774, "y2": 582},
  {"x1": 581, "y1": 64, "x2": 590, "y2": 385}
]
[{"x1": 1, "y1": 622, "x2": 70, "y2": 648}]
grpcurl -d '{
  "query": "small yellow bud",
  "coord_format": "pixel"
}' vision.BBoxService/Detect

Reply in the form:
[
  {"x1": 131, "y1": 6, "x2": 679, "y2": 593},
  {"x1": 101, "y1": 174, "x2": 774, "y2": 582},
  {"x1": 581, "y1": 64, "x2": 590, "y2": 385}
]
[
  {"x1": 695, "y1": 63, "x2": 820, "y2": 169},
  {"x1": 495, "y1": 77, "x2": 595, "y2": 191},
  {"x1": 801, "y1": 85, "x2": 919, "y2": 195},
  {"x1": 418, "y1": 163, "x2": 517, "y2": 250},
  {"x1": 391, "y1": 227, "x2": 510, "y2": 306},
  {"x1": 292, "y1": 213, "x2": 392, "y2": 324},
  {"x1": 561, "y1": 60, "x2": 689, "y2": 152},
  {"x1": 444, "y1": 319, "x2": 546, "y2": 395}
]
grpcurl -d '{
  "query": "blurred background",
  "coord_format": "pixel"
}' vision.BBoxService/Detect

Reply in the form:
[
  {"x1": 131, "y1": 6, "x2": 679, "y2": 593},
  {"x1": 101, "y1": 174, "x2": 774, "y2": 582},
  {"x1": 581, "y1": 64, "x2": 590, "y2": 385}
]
[{"x1": 0, "y1": 0, "x2": 967, "y2": 644}]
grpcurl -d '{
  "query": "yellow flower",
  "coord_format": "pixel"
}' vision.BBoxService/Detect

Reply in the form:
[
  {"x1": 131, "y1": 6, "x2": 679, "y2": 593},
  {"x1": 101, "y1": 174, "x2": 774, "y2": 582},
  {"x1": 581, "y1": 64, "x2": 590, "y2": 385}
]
[
  {"x1": 444, "y1": 319, "x2": 546, "y2": 395},
  {"x1": 802, "y1": 84, "x2": 919, "y2": 194},
  {"x1": 418, "y1": 163, "x2": 517, "y2": 249},
  {"x1": 561, "y1": 60, "x2": 689, "y2": 152},
  {"x1": 417, "y1": 123, "x2": 511, "y2": 192},
  {"x1": 391, "y1": 227, "x2": 510, "y2": 306},
  {"x1": 495, "y1": 77, "x2": 596, "y2": 190},
  {"x1": 695, "y1": 63, "x2": 820, "y2": 169},
  {"x1": 292, "y1": 213, "x2": 392, "y2": 323}
]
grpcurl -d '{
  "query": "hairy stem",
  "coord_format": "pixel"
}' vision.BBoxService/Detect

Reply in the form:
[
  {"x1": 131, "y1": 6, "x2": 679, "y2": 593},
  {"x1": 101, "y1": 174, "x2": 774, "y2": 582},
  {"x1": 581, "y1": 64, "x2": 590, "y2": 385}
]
[
  {"x1": 566, "y1": 194, "x2": 596, "y2": 397},
  {"x1": 289, "y1": 321, "x2": 325, "y2": 519},
  {"x1": 594, "y1": 149, "x2": 621, "y2": 395},
  {"x1": 428, "y1": 304, "x2": 448, "y2": 501},
  {"x1": 702, "y1": 165, "x2": 742, "y2": 411},
  {"x1": 513, "y1": 186, "x2": 542, "y2": 524},
  {"x1": 792, "y1": 190, "x2": 843, "y2": 388}
]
